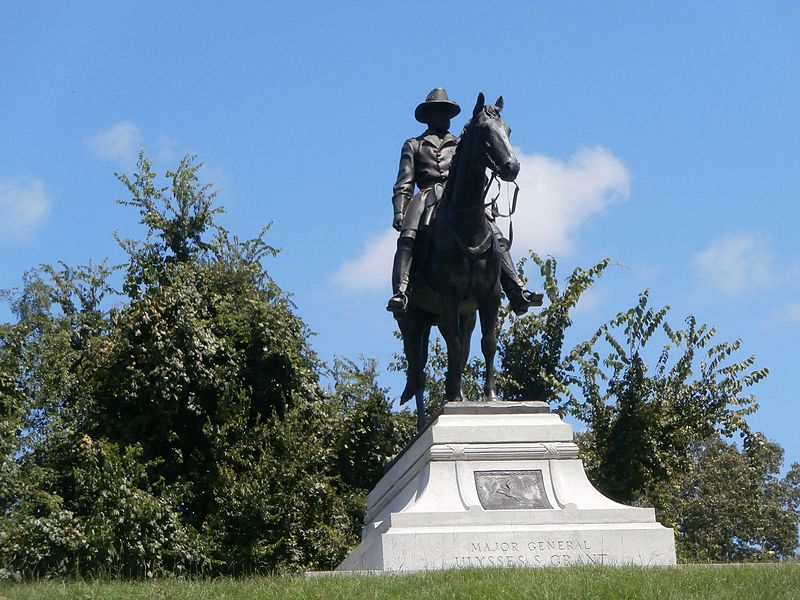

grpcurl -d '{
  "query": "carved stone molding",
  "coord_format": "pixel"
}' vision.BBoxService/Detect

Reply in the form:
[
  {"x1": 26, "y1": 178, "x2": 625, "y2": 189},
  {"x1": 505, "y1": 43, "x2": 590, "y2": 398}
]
[{"x1": 429, "y1": 442, "x2": 579, "y2": 462}]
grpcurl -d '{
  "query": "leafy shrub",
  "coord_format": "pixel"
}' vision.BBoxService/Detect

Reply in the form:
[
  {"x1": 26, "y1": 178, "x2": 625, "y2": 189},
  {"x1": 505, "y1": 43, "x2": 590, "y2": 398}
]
[{"x1": 0, "y1": 433, "x2": 206, "y2": 579}]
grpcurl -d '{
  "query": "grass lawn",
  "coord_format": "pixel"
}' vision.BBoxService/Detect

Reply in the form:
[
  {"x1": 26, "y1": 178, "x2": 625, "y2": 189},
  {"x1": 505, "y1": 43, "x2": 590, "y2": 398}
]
[{"x1": 1, "y1": 564, "x2": 798, "y2": 600}]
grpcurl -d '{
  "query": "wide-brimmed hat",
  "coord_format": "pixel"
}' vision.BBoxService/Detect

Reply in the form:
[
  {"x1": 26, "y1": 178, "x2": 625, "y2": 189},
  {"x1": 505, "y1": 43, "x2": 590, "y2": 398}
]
[{"x1": 415, "y1": 87, "x2": 461, "y2": 123}]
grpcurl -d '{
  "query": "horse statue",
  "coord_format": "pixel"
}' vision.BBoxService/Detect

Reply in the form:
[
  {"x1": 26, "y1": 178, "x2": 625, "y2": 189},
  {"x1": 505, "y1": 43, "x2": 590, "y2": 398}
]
[{"x1": 397, "y1": 92, "x2": 521, "y2": 431}]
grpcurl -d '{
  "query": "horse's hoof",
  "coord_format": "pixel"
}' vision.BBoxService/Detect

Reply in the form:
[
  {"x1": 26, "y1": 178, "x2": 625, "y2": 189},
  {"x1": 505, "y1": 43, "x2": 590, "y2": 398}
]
[
  {"x1": 400, "y1": 382, "x2": 417, "y2": 405},
  {"x1": 484, "y1": 390, "x2": 497, "y2": 402}
]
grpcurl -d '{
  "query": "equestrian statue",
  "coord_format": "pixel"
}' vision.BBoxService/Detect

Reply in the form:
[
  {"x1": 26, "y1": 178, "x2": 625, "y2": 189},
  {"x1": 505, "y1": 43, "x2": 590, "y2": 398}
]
[{"x1": 387, "y1": 88, "x2": 543, "y2": 431}]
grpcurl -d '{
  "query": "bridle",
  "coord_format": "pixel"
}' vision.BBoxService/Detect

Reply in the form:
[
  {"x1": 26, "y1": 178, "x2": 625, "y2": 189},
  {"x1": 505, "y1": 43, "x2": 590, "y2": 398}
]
[
  {"x1": 448, "y1": 110, "x2": 520, "y2": 245},
  {"x1": 438, "y1": 109, "x2": 523, "y2": 256}
]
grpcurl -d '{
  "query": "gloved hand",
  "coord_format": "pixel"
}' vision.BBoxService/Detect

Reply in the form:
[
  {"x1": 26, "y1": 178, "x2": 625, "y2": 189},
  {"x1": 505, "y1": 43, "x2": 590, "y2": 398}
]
[{"x1": 392, "y1": 211, "x2": 404, "y2": 231}]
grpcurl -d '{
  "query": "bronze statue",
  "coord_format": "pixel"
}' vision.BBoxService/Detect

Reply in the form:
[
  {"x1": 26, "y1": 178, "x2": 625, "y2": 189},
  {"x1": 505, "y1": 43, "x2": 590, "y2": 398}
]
[
  {"x1": 388, "y1": 88, "x2": 538, "y2": 316},
  {"x1": 392, "y1": 90, "x2": 543, "y2": 431}
]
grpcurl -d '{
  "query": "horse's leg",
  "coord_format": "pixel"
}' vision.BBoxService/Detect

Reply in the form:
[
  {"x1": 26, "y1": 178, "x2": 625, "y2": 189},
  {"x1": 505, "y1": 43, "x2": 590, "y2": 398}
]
[
  {"x1": 415, "y1": 321, "x2": 432, "y2": 431},
  {"x1": 438, "y1": 294, "x2": 465, "y2": 402},
  {"x1": 420, "y1": 322, "x2": 432, "y2": 370},
  {"x1": 414, "y1": 391, "x2": 425, "y2": 431},
  {"x1": 479, "y1": 288, "x2": 502, "y2": 402},
  {"x1": 419, "y1": 322, "x2": 432, "y2": 403},
  {"x1": 458, "y1": 311, "x2": 477, "y2": 400},
  {"x1": 400, "y1": 314, "x2": 429, "y2": 432},
  {"x1": 399, "y1": 315, "x2": 423, "y2": 406}
]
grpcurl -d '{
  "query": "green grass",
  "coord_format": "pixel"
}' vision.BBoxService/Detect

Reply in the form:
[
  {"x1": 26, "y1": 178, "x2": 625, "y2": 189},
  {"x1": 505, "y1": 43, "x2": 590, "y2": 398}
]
[{"x1": 1, "y1": 564, "x2": 799, "y2": 600}]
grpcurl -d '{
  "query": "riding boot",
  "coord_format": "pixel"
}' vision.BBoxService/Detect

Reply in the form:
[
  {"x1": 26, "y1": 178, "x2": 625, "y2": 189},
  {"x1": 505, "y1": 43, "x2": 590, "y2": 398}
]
[
  {"x1": 387, "y1": 237, "x2": 414, "y2": 313},
  {"x1": 498, "y1": 239, "x2": 542, "y2": 315}
]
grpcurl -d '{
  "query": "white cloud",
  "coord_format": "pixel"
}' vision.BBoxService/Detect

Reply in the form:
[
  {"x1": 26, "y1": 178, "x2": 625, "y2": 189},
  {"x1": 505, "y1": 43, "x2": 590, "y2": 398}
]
[
  {"x1": 692, "y1": 232, "x2": 773, "y2": 296},
  {"x1": 331, "y1": 146, "x2": 629, "y2": 293},
  {"x1": 331, "y1": 228, "x2": 397, "y2": 292},
  {"x1": 773, "y1": 302, "x2": 800, "y2": 323},
  {"x1": 508, "y1": 146, "x2": 630, "y2": 255},
  {"x1": 0, "y1": 179, "x2": 51, "y2": 241},
  {"x1": 86, "y1": 121, "x2": 142, "y2": 163}
]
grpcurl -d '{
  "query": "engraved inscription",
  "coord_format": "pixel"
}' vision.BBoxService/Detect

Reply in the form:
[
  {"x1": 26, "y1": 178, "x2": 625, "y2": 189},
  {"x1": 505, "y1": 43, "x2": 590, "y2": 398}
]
[
  {"x1": 474, "y1": 470, "x2": 552, "y2": 509},
  {"x1": 444, "y1": 537, "x2": 608, "y2": 568}
]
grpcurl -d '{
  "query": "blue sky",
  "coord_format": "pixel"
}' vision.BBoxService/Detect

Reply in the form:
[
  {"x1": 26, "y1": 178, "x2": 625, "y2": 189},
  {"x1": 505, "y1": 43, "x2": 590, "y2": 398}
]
[{"x1": 2, "y1": 2, "x2": 799, "y2": 466}]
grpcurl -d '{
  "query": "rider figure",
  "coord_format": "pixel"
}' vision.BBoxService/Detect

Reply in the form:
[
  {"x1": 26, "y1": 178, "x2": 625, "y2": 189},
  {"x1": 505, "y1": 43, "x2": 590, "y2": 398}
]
[{"x1": 387, "y1": 87, "x2": 538, "y2": 316}]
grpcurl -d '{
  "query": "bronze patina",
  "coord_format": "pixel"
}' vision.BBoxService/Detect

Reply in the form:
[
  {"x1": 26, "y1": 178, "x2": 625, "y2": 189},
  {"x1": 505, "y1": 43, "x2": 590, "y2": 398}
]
[
  {"x1": 388, "y1": 88, "x2": 538, "y2": 318},
  {"x1": 391, "y1": 90, "x2": 543, "y2": 431}
]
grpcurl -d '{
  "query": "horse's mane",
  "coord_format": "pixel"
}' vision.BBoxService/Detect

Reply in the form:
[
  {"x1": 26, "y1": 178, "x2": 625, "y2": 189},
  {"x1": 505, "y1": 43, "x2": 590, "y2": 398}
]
[
  {"x1": 444, "y1": 120, "x2": 471, "y2": 193},
  {"x1": 444, "y1": 105, "x2": 499, "y2": 205}
]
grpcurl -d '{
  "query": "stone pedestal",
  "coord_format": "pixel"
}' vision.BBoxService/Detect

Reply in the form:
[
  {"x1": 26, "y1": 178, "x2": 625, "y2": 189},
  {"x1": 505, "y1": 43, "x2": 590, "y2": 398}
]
[{"x1": 336, "y1": 402, "x2": 675, "y2": 572}]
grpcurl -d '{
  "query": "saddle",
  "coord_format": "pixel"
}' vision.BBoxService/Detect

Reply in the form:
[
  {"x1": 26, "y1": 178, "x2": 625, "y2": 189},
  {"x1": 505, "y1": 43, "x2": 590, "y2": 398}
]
[
  {"x1": 420, "y1": 182, "x2": 446, "y2": 228},
  {"x1": 408, "y1": 207, "x2": 498, "y2": 318}
]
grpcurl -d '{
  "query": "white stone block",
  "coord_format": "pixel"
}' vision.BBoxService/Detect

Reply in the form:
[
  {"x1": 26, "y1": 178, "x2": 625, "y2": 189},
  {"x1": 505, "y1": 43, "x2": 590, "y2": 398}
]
[{"x1": 337, "y1": 402, "x2": 676, "y2": 572}]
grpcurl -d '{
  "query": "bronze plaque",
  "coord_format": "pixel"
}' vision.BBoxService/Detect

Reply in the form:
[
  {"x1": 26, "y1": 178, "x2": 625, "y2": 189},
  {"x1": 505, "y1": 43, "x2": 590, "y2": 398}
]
[{"x1": 474, "y1": 470, "x2": 552, "y2": 510}]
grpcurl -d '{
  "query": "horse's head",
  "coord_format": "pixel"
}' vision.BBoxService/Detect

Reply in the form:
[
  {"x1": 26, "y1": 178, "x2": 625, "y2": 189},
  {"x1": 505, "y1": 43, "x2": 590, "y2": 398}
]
[{"x1": 469, "y1": 92, "x2": 520, "y2": 182}]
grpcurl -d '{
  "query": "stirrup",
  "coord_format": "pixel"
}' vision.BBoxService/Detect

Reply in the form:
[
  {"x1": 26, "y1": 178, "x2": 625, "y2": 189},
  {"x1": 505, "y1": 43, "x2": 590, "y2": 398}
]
[
  {"x1": 509, "y1": 289, "x2": 543, "y2": 316},
  {"x1": 525, "y1": 290, "x2": 544, "y2": 307}
]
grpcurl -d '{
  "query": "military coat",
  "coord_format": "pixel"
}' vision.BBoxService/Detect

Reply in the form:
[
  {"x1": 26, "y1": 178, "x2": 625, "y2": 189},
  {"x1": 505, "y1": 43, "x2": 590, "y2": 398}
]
[{"x1": 391, "y1": 131, "x2": 459, "y2": 218}]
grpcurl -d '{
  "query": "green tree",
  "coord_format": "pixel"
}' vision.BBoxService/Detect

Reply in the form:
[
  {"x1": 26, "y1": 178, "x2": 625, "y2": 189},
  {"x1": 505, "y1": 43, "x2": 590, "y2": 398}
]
[
  {"x1": 573, "y1": 290, "x2": 765, "y2": 506},
  {"x1": 499, "y1": 252, "x2": 609, "y2": 406},
  {"x1": 114, "y1": 153, "x2": 224, "y2": 297},
  {"x1": 666, "y1": 435, "x2": 800, "y2": 561},
  {"x1": 90, "y1": 153, "x2": 353, "y2": 571},
  {"x1": 330, "y1": 357, "x2": 415, "y2": 494},
  {"x1": 495, "y1": 257, "x2": 797, "y2": 560},
  {"x1": 0, "y1": 261, "x2": 202, "y2": 579},
  {"x1": 201, "y1": 399, "x2": 356, "y2": 573},
  {"x1": 0, "y1": 153, "x2": 360, "y2": 577}
]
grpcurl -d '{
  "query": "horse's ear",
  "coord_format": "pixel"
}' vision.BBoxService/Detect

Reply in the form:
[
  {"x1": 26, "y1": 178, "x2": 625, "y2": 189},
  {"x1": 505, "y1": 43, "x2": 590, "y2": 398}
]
[
  {"x1": 473, "y1": 92, "x2": 485, "y2": 117},
  {"x1": 496, "y1": 96, "x2": 504, "y2": 112}
]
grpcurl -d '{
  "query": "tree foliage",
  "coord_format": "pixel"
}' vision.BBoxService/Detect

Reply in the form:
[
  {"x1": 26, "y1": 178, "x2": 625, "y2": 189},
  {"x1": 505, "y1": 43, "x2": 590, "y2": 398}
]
[
  {"x1": 499, "y1": 253, "x2": 608, "y2": 406},
  {"x1": 0, "y1": 260, "x2": 203, "y2": 578},
  {"x1": 0, "y1": 153, "x2": 393, "y2": 579},
  {"x1": 1, "y1": 155, "x2": 797, "y2": 576},
  {"x1": 330, "y1": 357, "x2": 415, "y2": 494},
  {"x1": 0, "y1": 433, "x2": 204, "y2": 579},
  {"x1": 573, "y1": 290, "x2": 766, "y2": 505},
  {"x1": 666, "y1": 435, "x2": 800, "y2": 561},
  {"x1": 495, "y1": 256, "x2": 796, "y2": 560}
]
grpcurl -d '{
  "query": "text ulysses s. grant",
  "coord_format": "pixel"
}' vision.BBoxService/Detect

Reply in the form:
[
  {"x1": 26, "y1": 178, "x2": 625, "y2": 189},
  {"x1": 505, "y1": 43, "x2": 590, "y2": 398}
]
[{"x1": 451, "y1": 539, "x2": 608, "y2": 568}]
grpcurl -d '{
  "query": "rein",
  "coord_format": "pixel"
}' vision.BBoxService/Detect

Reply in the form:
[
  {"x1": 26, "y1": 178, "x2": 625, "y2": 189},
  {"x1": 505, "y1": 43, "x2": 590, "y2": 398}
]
[
  {"x1": 486, "y1": 172, "x2": 519, "y2": 248},
  {"x1": 444, "y1": 115, "x2": 521, "y2": 248}
]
